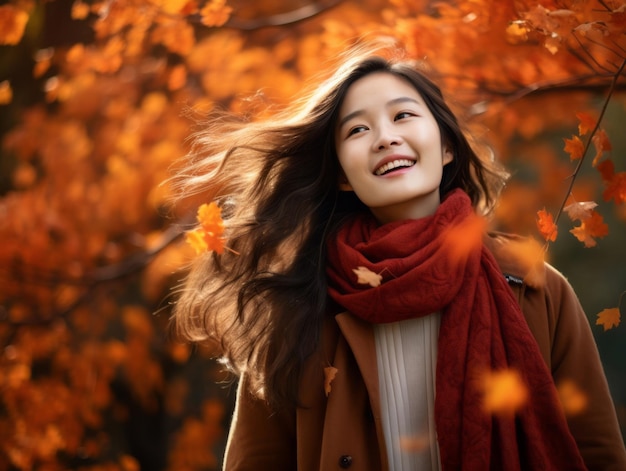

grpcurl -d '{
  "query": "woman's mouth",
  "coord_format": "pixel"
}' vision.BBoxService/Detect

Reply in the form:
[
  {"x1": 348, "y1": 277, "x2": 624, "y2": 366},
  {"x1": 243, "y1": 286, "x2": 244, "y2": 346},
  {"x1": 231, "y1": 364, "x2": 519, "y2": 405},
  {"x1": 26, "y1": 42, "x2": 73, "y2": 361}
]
[{"x1": 374, "y1": 159, "x2": 416, "y2": 176}]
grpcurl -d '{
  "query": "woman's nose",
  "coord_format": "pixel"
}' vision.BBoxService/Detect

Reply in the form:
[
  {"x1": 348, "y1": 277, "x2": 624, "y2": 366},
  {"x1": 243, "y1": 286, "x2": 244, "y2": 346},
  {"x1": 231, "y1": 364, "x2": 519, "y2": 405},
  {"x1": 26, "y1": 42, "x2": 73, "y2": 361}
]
[{"x1": 373, "y1": 122, "x2": 402, "y2": 151}]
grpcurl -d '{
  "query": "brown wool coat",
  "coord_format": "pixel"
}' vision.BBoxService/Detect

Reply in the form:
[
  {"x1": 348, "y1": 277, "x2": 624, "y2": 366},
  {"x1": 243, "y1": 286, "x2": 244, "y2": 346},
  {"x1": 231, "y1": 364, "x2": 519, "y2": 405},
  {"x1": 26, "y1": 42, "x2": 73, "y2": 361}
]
[{"x1": 223, "y1": 235, "x2": 626, "y2": 471}]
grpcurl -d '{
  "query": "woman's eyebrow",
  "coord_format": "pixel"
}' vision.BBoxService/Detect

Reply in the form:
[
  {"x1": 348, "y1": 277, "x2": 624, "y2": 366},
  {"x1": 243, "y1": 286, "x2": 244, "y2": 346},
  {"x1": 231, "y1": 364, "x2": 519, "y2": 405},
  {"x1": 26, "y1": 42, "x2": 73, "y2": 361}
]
[{"x1": 338, "y1": 96, "x2": 421, "y2": 128}]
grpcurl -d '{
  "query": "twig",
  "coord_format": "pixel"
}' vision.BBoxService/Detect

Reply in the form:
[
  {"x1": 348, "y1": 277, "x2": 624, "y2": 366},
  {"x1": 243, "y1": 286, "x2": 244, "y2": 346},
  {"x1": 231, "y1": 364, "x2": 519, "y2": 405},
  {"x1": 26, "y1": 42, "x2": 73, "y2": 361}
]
[
  {"x1": 223, "y1": 0, "x2": 342, "y2": 31},
  {"x1": 552, "y1": 57, "x2": 626, "y2": 228}
]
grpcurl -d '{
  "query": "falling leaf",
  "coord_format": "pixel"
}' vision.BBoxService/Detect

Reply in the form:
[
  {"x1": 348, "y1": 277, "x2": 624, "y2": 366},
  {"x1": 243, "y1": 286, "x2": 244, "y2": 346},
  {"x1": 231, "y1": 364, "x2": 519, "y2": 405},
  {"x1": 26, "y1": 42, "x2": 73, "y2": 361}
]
[
  {"x1": 563, "y1": 135, "x2": 584, "y2": 161},
  {"x1": 575, "y1": 111, "x2": 596, "y2": 136},
  {"x1": 185, "y1": 202, "x2": 225, "y2": 254},
  {"x1": 557, "y1": 380, "x2": 588, "y2": 416},
  {"x1": 563, "y1": 201, "x2": 598, "y2": 221},
  {"x1": 352, "y1": 266, "x2": 382, "y2": 287},
  {"x1": 569, "y1": 211, "x2": 608, "y2": 248},
  {"x1": 495, "y1": 236, "x2": 546, "y2": 288},
  {"x1": 0, "y1": 80, "x2": 13, "y2": 105},
  {"x1": 0, "y1": 5, "x2": 29, "y2": 45},
  {"x1": 596, "y1": 307, "x2": 621, "y2": 331},
  {"x1": 536, "y1": 209, "x2": 557, "y2": 242},
  {"x1": 323, "y1": 366, "x2": 338, "y2": 397},
  {"x1": 481, "y1": 369, "x2": 528, "y2": 417},
  {"x1": 442, "y1": 213, "x2": 487, "y2": 262}
]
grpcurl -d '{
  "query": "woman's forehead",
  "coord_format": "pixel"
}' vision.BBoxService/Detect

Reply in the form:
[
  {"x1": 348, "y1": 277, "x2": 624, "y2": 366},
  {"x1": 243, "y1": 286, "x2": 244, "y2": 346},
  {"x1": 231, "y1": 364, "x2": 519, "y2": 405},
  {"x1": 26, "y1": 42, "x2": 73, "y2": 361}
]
[{"x1": 339, "y1": 72, "x2": 426, "y2": 117}]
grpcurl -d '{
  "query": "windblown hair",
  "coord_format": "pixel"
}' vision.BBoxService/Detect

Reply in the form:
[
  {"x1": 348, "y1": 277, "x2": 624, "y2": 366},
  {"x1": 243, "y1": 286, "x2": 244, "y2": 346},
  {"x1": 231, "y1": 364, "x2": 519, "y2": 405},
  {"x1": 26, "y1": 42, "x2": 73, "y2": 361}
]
[{"x1": 169, "y1": 42, "x2": 508, "y2": 407}]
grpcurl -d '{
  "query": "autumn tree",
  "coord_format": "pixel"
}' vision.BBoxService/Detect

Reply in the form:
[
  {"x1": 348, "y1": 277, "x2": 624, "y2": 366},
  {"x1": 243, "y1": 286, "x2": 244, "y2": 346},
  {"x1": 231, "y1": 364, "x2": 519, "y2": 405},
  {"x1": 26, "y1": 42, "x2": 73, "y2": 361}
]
[{"x1": 0, "y1": 0, "x2": 624, "y2": 469}]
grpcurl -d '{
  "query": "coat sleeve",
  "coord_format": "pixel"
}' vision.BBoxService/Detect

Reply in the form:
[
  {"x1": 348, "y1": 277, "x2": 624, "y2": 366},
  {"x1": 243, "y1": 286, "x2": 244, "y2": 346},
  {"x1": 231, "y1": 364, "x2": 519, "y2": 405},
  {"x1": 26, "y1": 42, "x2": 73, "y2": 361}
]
[
  {"x1": 222, "y1": 373, "x2": 297, "y2": 471},
  {"x1": 543, "y1": 264, "x2": 626, "y2": 471}
]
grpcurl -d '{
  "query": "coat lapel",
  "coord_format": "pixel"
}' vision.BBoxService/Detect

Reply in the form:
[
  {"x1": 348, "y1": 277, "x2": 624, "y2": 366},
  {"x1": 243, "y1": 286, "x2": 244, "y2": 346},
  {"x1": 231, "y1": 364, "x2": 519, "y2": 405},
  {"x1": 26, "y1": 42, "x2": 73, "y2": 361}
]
[{"x1": 334, "y1": 312, "x2": 386, "y2": 451}]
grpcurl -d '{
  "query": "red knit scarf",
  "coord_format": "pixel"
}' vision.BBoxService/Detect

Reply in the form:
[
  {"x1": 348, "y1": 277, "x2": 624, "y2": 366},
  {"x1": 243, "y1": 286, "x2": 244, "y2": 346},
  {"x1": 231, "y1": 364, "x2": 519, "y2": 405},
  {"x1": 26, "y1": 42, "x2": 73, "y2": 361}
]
[{"x1": 326, "y1": 189, "x2": 586, "y2": 471}]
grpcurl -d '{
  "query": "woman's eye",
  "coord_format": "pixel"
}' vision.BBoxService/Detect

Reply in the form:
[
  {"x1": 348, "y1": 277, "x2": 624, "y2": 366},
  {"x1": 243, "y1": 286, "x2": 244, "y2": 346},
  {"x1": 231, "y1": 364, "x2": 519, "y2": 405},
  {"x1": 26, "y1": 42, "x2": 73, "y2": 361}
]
[
  {"x1": 347, "y1": 125, "x2": 368, "y2": 136},
  {"x1": 395, "y1": 111, "x2": 414, "y2": 121}
]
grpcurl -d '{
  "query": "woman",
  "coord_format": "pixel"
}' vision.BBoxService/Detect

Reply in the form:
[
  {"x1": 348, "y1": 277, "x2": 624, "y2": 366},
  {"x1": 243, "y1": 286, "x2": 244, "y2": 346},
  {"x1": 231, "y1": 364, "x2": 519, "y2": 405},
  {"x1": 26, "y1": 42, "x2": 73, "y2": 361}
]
[{"x1": 170, "y1": 43, "x2": 626, "y2": 470}]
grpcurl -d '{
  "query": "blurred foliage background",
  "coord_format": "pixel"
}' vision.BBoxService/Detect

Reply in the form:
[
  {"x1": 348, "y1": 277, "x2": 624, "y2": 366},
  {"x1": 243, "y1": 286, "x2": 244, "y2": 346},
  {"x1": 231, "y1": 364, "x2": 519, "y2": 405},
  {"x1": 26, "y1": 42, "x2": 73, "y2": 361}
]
[{"x1": 0, "y1": 0, "x2": 625, "y2": 469}]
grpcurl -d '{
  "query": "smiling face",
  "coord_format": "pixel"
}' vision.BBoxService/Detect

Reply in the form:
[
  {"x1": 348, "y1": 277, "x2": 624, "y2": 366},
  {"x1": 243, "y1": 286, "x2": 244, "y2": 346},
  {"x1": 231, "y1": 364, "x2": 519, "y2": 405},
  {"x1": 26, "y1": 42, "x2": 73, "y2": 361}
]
[{"x1": 335, "y1": 72, "x2": 453, "y2": 224}]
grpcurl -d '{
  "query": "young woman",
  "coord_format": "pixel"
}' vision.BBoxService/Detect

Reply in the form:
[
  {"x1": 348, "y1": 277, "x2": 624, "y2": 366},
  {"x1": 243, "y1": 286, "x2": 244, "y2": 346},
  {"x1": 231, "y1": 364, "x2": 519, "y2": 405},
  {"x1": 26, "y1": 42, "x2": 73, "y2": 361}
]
[{"x1": 170, "y1": 43, "x2": 626, "y2": 470}]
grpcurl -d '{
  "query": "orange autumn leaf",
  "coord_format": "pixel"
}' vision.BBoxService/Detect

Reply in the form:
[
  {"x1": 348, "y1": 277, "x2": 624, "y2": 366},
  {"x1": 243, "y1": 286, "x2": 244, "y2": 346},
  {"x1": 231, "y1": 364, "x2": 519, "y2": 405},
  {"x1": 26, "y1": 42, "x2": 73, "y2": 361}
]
[
  {"x1": 168, "y1": 64, "x2": 187, "y2": 91},
  {"x1": 604, "y1": 175, "x2": 626, "y2": 205},
  {"x1": 353, "y1": 266, "x2": 382, "y2": 288},
  {"x1": 592, "y1": 129, "x2": 612, "y2": 167},
  {"x1": 563, "y1": 201, "x2": 598, "y2": 221},
  {"x1": 71, "y1": 1, "x2": 90, "y2": 20},
  {"x1": 575, "y1": 111, "x2": 596, "y2": 136},
  {"x1": 596, "y1": 307, "x2": 621, "y2": 331},
  {"x1": 563, "y1": 135, "x2": 584, "y2": 161},
  {"x1": 200, "y1": 0, "x2": 233, "y2": 27},
  {"x1": 0, "y1": 5, "x2": 29, "y2": 45},
  {"x1": 323, "y1": 366, "x2": 338, "y2": 397},
  {"x1": 493, "y1": 236, "x2": 546, "y2": 287},
  {"x1": 596, "y1": 159, "x2": 626, "y2": 204},
  {"x1": 0, "y1": 80, "x2": 12, "y2": 105},
  {"x1": 536, "y1": 209, "x2": 557, "y2": 242},
  {"x1": 569, "y1": 211, "x2": 608, "y2": 248},
  {"x1": 481, "y1": 369, "x2": 528, "y2": 417},
  {"x1": 596, "y1": 158, "x2": 615, "y2": 182},
  {"x1": 557, "y1": 380, "x2": 588, "y2": 416},
  {"x1": 185, "y1": 202, "x2": 225, "y2": 254},
  {"x1": 443, "y1": 213, "x2": 487, "y2": 262}
]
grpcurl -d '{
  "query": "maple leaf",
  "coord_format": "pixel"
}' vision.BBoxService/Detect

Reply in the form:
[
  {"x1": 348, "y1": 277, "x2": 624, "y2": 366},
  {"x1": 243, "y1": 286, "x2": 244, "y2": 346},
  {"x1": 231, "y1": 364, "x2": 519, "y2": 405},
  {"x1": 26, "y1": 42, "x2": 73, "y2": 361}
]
[
  {"x1": 352, "y1": 266, "x2": 382, "y2": 287},
  {"x1": 601, "y1": 169, "x2": 626, "y2": 205},
  {"x1": 569, "y1": 211, "x2": 608, "y2": 248},
  {"x1": 592, "y1": 129, "x2": 612, "y2": 167},
  {"x1": 563, "y1": 135, "x2": 584, "y2": 161},
  {"x1": 197, "y1": 202, "x2": 224, "y2": 233},
  {"x1": 536, "y1": 209, "x2": 557, "y2": 242},
  {"x1": 557, "y1": 380, "x2": 588, "y2": 416},
  {"x1": 481, "y1": 369, "x2": 528, "y2": 417},
  {"x1": 596, "y1": 307, "x2": 621, "y2": 331},
  {"x1": 323, "y1": 366, "x2": 338, "y2": 397},
  {"x1": 596, "y1": 158, "x2": 615, "y2": 182},
  {"x1": 563, "y1": 201, "x2": 597, "y2": 221},
  {"x1": 593, "y1": 155, "x2": 626, "y2": 206},
  {"x1": 185, "y1": 202, "x2": 225, "y2": 254},
  {"x1": 575, "y1": 111, "x2": 596, "y2": 136}
]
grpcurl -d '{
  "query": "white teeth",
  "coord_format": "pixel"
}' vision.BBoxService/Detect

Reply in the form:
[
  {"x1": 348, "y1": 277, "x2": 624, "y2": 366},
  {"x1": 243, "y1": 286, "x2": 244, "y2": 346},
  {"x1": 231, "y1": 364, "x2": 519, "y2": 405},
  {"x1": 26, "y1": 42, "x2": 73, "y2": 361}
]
[{"x1": 374, "y1": 159, "x2": 415, "y2": 176}]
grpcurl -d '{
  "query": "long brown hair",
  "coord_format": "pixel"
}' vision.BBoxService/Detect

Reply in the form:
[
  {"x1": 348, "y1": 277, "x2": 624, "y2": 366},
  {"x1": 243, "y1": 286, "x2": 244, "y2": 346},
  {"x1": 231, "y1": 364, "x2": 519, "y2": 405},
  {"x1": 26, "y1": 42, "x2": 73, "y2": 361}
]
[{"x1": 169, "y1": 42, "x2": 508, "y2": 407}]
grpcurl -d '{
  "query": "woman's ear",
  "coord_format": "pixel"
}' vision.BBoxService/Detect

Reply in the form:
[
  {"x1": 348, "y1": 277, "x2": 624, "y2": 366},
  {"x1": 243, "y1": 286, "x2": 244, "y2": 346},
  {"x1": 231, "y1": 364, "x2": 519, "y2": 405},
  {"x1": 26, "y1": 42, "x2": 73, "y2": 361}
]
[
  {"x1": 338, "y1": 171, "x2": 353, "y2": 191},
  {"x1": 443, "y1": 147, "x2": 454, "y2": 166}
]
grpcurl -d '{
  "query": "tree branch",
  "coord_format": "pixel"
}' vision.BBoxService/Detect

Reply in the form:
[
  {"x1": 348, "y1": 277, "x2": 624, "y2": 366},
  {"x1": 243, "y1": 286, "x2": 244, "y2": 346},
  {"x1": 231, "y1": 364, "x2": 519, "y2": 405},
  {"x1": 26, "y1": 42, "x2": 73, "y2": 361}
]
[
  {"x1": 467, "y1": 73, "x2": 626, "y2": 116},
  {"x1": 223, "y1": 0, "x2": 343, "y2": 31},
  {"x1": 552, "y1": 58, "x2": 626, "y2": 228}
]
